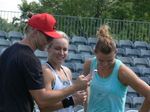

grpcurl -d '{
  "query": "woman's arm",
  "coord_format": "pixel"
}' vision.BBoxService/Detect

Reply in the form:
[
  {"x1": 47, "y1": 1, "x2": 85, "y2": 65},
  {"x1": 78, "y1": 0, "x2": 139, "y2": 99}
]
[
  {"x1": 118, "y1": 64, "x2": 150, "y2": 112},
  {"x1": 40, "y1": 66, "x2": 64, "y2": 111},
  {"x1": 64, "y1": 66, "x2": 87, "y2": 107},
  {"x1": 40, "y1": 66, "x2": 88, "y2": 111},
  {"x1": 83, "y1": 59, "x2": 92, "y2": 112}
]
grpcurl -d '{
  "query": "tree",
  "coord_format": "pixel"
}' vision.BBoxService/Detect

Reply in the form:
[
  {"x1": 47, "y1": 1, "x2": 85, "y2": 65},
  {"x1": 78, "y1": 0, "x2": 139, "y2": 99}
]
[
  {"x1": 131, "y1": 0, "x2": 150, "y2": 22},
  {"x1": 16, "y1": 0, "x2": 150, "y2": 41},
  {"x1": 18, "y1": 0, "x2": 42, "y2": 13},
  {"x1": 17, "y1": 0, "x2": 150, "y2": 22}
]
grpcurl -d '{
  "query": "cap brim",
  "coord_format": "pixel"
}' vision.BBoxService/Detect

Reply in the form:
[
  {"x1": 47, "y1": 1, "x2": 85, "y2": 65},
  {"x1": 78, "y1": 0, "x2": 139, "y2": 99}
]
[{"x1": 44, "y1": 31, "x2": 62, "y2": 38}]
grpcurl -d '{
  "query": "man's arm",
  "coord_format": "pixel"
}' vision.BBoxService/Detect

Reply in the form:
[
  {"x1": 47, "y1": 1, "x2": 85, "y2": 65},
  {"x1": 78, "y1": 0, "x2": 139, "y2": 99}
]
[{"x1": 30, "y1": 74, "x2": 91, "y2": 109}]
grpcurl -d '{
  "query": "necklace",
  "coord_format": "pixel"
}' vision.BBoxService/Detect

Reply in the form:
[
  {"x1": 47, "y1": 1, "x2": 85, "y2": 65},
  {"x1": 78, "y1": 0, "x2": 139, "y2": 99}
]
[
  {"x1": 97, "y1": 63, "x2": 115, "y2": 78},
  {"x1": 100, "y1": 73, "x2": 106, "y2": 78},
  {"x1": 98, "y1": 68, "x2": 111, "y2": 78},
  {"x1": 97, "y1": 66, "x2": 106, "y2": 78},
  {"x1": 57, "y1": 75, "x2": 70, "y2": 87}
]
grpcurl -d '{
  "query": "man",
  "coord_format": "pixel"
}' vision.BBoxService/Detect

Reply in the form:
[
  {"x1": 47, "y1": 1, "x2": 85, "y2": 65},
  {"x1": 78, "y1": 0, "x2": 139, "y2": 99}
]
[{"x1": 0, "y1": 12, "x2": 92, "y2": 112}]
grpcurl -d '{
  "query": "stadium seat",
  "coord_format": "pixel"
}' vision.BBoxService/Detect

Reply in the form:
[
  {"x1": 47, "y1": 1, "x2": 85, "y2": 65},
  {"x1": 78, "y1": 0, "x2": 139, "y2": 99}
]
[
  {"x1": 116, "y1": 48, "x2": 125, "y2": 58},
  {"x1": 67, "y1": 54, "x2": 84, "y2": 64},
  {"x1": 133, "y1": 58, "x2": 149, "y2": 69},
  {"x1": 126, "y1": 109, "x2": 138, "y2": 112},
  {"x1": 62, "y1": 62, "x2": 76, "y2": 73},
  {"x1": 125, "y1": 49, "x2": 140, "y2": 59},
  {"x1": 34, "y1": 50, "x2": 47, "y2": 63},
  {"x1": 8, "y1": 31, "x2": 23, "y2": 43},
  {"x1": 0, "y1": 39, "x2": 11, "y2": 54},
  {"x1": 118, "y1": 57, "x2": 133, "y2": 67},
  {"x1": 127, "y1": 86, "x2": 139, "y2": 100},
  {"x1": 72, "y1": 72, "x2": 80, "y2": 83},
  {"x1": 77, "y1": 109, "x2": 84, "y2": 112},
  {"x1": 71, "y1": 36, "x2": 87, "y2": 47},
  {"x1": 68, "y1": 36, "x2": 72, "y2": 44},
  {"x1": 119, "y1": 40, "x2": 134, "y2": 50},
  {"x1": 0, "y1": 31, "x2": 7, "y2": 40},
  {"x1": 0, "y1": 47, "x2": 7, "y2": 54},
  {"x1": 140, "y1": 50, "x2": 150, "y2": 61},
  {"x1": 132, "y1": 97, "x2": 145, "y2": 110},
  {"x1": 125, "y1": 96, "x2": 133, "y2": 109},
  {"x1": 129, "y1": 67, "x2": 142, "y2": 77},
  {"x1": 141, "y1": 68, "x2": 150, "y2": 81},
  {"x1": 75, "y1": 63, "x2": 84, "y2": 74},
  {"x1": 11, "y1": 39, "x2": 20, "y2": 44},
  {"x1": 77, "y1": 45, "x2": 93, "y2": 56},
  {"x1": 68, "y1": 44, "x2": 78, "y2": 54},
  {"x1": 83, "y1": 54, "x2": 95, "y2": 62},
  {"x1": 73, "y1": 105, "x2": 84, "y2": 112},
  {"x1": 139, "y1": 77, "x2": 150, "y2": 85},
  {"x1": 87, "y1": 37, "x2": 98, "y2": 48},
  {"x1": 134, "y1": 41, "x2": 149, "y2": 51},
  {"x1": 113, "y1": 39, "x2": 120, "y2": 48}
]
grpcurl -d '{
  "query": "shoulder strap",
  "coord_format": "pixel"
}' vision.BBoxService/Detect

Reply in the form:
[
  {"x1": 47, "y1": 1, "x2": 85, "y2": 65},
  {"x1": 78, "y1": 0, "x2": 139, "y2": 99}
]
[{"x1": 45, "y1": 62, "x2": 57, "y2": 74}]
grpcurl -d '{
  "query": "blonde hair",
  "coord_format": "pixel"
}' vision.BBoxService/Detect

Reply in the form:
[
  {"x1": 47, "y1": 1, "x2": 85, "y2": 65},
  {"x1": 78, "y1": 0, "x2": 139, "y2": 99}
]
[
  {"x1": 56, "y1": 31, "x2": 69, "y2": 42},
  {"x1": 48, "y1": 31, "x2": 69, "y2": 47},
  {"x1": 95, "y1": 25, "x2": 116, "y2": 54}
]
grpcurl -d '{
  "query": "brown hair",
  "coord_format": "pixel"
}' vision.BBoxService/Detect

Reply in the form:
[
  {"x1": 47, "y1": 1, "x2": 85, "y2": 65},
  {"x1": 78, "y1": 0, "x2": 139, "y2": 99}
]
[
  {"x1": 27, "y1": 12, "x2": 34, "y2": 18},
  {"x1": 24, "y1": 12, "x2": 34, "y2": 35},
  {"x1": 95, "y1": 25, "x2": 116, "y2": 54}
]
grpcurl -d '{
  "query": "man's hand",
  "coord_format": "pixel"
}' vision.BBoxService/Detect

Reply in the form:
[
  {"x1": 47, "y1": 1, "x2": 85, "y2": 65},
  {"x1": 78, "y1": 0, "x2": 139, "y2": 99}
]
[{"x1": 73, "y1": 75, "x2": 93, "y2": 91}]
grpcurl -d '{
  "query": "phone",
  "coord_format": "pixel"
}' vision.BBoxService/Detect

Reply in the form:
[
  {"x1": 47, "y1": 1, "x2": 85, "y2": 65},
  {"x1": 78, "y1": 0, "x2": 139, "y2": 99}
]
[{"x1": 85, "y1": 69, "x2": 98, "y2": 78}]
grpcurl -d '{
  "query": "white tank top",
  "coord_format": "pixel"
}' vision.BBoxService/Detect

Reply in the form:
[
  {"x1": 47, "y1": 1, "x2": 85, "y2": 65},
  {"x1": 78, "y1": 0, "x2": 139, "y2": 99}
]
[{"x1": 45, "y1": 62, "x2": 73, "y2": 112}]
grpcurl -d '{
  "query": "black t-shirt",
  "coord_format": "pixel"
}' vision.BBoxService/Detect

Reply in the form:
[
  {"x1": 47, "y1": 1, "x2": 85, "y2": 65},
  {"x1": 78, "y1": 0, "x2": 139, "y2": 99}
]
[{"x1": 0, "y1": 43, "x2": 45, "y2": 112}]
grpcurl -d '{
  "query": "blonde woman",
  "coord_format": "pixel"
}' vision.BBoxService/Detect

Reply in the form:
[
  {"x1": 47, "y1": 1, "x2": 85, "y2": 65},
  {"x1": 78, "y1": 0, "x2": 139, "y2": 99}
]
[{"x1": 40, "y1": 31, "x2": 87, "y2": 112}]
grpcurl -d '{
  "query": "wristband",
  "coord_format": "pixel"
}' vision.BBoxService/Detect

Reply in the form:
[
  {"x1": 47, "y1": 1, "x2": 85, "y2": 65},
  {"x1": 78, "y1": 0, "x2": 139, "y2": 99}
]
[{"x1": 62, "y1": 96, "x2": 74, "y2": 108}]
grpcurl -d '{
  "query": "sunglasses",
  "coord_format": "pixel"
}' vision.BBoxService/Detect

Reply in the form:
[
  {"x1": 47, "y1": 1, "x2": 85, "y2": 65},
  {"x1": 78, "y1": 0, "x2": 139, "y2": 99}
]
[{"x1": 38, "y1": 30, "x2": 53, "y2": 42}]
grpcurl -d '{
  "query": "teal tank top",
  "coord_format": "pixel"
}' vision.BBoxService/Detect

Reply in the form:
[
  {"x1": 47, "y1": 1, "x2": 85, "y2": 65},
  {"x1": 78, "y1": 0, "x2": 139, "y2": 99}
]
[{"x1": 87, "y1": 57, "x2": 127, "y2": 112}]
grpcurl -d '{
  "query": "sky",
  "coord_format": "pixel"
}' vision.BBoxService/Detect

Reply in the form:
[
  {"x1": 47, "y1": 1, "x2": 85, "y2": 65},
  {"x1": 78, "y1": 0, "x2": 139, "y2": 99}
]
[{"x1": 0, "y1": 0, "x2": 39, "y2": 12}]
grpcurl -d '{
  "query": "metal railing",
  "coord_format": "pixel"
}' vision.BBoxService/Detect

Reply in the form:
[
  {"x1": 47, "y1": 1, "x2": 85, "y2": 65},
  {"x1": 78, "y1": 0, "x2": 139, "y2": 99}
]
[
  {"x1": 104, "y1": 19, "x2": 150, "y2": 42},
  {"x1": 0, "y1": 10, "x2": 150, "y2": 43}
]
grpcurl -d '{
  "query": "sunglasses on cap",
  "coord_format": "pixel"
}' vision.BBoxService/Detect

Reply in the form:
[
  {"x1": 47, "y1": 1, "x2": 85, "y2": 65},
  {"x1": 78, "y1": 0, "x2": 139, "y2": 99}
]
[{"x1": 38, "y1": 30, "x2": 53, "y2": 42}]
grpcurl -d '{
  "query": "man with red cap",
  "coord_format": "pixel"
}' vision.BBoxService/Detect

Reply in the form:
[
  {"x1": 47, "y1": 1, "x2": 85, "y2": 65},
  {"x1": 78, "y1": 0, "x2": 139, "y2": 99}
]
[{"x1": 0, "y1": 12, "x2": 92, "y2": 112}]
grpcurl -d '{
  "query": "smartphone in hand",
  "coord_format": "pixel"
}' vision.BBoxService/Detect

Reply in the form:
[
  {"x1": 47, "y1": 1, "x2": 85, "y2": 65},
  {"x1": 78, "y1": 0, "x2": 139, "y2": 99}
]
[{"x1": 85, "y1": 69, "x2": 98, "y2": 78}]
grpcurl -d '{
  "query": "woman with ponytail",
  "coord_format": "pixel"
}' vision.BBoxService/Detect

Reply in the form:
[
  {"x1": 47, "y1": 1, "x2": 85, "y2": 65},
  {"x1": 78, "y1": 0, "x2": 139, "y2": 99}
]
[{"x1": 83, "y1": 25, "x2": 150, "y2": 112}]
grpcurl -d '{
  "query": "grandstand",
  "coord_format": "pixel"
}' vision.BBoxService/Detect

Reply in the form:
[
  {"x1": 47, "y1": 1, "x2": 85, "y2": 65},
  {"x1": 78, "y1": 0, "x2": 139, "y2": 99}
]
[
  {"x1": 0, "y1": 11, "x2": 150, "y2": 112},
  {"x1": 0, "y1": 10, "x2": 150, "y2": 43}
]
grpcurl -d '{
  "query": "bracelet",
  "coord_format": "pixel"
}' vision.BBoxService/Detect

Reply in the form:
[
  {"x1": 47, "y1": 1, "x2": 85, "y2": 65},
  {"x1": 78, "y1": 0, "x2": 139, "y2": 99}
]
[{"x1": 62, "y1": 96, "x2": 74, "y2": 108}]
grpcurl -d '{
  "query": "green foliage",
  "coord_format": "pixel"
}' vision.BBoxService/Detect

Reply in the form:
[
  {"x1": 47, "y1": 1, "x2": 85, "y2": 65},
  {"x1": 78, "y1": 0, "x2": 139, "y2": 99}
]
[
  {"x1": 1, "y1": 0, "x2": 150, "y2": 42},
  {"x1": 0, "y1": 17, "x2": 9, "y2": 32},
  {"x1": 109, "y1": 1, "x2": 134, "y2": 20},
  {"x1": 54, "y1": 15, "x2": 102, "y2": 38},
  {"x1": 17, "y1": 0, "x2": 150, "y2": 22},
  {"x1": 104, "y1": 18, "x2": 150, "y2": 43},
  {"x1": 0, "y1": 17, "x2": 20, "y2": 33},
  {"x1": 18, "y1": 0, "x2": 42, "y2": 13},
  {"x1": 131, "y1": 0, "x2": 150, "y2": 22}
]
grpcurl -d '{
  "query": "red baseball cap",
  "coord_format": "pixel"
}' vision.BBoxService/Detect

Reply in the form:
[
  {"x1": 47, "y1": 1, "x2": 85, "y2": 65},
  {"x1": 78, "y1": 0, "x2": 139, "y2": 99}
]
[{"x1": 28, "y1": 13, "x2": 62, "y2": 38}]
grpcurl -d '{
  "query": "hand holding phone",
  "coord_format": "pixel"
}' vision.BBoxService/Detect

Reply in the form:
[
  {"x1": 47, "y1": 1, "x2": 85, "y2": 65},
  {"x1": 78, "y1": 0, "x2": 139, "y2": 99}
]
[{"x1": 85, "y1": 69, "x2": 98, "y2": 78}]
